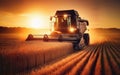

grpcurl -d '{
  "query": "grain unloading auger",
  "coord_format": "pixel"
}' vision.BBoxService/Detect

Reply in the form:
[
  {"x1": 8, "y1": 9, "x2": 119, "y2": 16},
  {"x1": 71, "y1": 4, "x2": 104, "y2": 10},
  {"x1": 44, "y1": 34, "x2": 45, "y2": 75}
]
[{"x1": 26, "y1": 10, "x2": 90, "y2": 50}]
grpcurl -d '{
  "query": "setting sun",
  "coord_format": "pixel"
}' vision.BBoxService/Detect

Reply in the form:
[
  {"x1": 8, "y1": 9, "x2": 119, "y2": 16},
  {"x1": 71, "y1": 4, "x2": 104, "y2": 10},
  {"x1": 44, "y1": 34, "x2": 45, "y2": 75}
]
[
  {"x1": 26, "y1": 13, "x2": 49, "y2": 29},
  {"x1": 30, "y1": 16, "x2": 41, "y2": 28},
  {"x1": 29, "y1": 14, "x2": 48, "y2": 29}
]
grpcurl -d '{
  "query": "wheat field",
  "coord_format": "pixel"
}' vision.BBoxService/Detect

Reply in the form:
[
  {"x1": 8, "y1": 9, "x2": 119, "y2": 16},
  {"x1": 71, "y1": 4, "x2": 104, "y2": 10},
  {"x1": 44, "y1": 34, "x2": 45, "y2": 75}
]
[
  {"x1": 0, "y1": 34, "x2": 73, "y2": 74},
  {"x1": 0, "y1": 29, "x2": 120, "y2": 75}
]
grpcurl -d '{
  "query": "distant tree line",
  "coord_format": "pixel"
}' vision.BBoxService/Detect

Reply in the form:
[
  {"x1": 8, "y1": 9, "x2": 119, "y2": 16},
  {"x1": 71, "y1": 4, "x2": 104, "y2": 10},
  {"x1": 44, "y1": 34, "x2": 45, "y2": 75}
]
[
  {"x1": 0, "y1": 26, "x2": 120, "y2": 33},
  {"x1": 0, "y1": 26, "x2": 31, "y2": 33},
  {"x1": 92, "y1": 28, "x2": 120, "y2": 33}
]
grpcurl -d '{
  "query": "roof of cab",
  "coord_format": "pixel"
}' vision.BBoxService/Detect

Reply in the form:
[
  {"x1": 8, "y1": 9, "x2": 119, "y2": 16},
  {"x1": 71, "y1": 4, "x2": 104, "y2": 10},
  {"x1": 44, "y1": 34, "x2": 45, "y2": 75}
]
[{"x1": 55, "y1": 10, "x2": 79, "y2": 16}]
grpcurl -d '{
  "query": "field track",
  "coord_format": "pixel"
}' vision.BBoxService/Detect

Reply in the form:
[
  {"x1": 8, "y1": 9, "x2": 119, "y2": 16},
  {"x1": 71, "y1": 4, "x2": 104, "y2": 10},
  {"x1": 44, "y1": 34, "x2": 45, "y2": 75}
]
[{"x1": 31, "y1": 41, "x2": 120, "y2": 75}]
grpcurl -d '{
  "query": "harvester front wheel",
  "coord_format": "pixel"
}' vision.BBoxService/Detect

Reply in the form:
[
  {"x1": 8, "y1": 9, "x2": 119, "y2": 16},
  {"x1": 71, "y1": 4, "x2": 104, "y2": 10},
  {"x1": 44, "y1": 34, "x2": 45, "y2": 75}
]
[
  {"x1": 58, "y1": 35, "x2": 63, "y2": 42},
  {"x1": 83, "y1": 33, "x2": 90, "y2": 45}
]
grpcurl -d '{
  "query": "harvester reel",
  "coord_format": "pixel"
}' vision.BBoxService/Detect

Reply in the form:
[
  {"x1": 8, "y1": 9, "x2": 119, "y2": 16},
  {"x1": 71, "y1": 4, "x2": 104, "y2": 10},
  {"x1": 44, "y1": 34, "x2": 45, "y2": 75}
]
[
  {"x1": 43, "y1": 34, "x2": 49, "y2": 41},
  {"x1": 26, "y1": 34, "x2": 33, "y2": 41}
]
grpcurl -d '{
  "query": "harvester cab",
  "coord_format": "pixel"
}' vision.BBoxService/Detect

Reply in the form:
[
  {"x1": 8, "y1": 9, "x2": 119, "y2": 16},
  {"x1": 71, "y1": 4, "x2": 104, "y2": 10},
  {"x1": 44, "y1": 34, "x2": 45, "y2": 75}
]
[{"x1": 26, "y1": 10, "x2": 90, "y2": 50}]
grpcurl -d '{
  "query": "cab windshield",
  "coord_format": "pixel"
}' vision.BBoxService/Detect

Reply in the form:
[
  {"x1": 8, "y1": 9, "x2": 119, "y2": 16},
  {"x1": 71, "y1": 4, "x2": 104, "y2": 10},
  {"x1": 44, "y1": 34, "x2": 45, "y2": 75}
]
[{"x1": 54, "y1": 16, "x2": 71, "y2": 30}]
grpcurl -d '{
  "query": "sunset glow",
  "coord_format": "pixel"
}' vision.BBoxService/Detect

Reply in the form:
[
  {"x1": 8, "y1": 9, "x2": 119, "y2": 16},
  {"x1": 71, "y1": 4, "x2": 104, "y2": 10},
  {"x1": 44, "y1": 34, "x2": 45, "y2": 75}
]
[
  {"x1": 29, "y1": 16, "x2": 42, "y2": 28},
  {"x1": 0, "y1": 0, "x2": 119, "y2": 28},
  {"x1": 23, "y1": 13, "x2": 49, "y2": 29}
]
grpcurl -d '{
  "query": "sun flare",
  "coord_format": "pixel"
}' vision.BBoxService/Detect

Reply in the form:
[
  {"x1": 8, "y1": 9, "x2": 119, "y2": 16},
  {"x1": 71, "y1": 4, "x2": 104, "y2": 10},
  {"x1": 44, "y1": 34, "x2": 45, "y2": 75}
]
[
  {"x1": 27, "y1": 13, "x2": 48, "y2": 29},
  {"x1": 30, "y1": 17, "x2": 41, "y2": 28},
  {"x1": 30, "y1": 16, "x2": 44, "y2": 28}
]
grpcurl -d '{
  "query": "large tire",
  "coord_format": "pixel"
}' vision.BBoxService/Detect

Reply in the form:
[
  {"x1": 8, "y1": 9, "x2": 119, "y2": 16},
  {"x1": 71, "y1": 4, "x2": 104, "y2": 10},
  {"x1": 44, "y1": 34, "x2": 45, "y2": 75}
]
[
  {"x1": 58, "y1": 35, "x2": 63, "y2": 42},
  {"x1": 83, "y1": 33, "x2": 90, "y2": 46},
  {"x1": 73, "y1": 43, "x2": 81, "y2": 50},
  {"x1": 73, "y1": 35, "x2": 81, "y2": 50}
]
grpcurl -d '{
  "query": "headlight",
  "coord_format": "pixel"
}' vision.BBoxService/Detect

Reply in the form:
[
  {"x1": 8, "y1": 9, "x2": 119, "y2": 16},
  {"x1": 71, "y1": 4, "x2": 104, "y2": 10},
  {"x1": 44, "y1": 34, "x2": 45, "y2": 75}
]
[
  {"x1": 63, "y1": 14, "x2": 68, "y2": 18},
  {"x1": 69, "y1": 27, "x2": 76, "y2": 32}
]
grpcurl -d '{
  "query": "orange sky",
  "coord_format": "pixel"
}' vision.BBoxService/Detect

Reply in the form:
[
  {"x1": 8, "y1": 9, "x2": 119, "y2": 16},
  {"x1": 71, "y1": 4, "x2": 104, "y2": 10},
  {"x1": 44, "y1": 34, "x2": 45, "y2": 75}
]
[{"x1": 0, "y1": 0, "x2": 120, "y2": 28}]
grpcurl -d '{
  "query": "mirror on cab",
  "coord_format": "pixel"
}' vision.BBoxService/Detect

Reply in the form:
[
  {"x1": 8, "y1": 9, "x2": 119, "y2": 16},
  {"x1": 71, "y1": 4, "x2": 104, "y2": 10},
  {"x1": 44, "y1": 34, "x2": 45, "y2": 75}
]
[
  {"x1": 50, "y1": 16, "x2": 52, "y2": 21},
  {"x1": 85, "y1": 20, "x2": 89, "y2": 26},
  {"x1": 79, "y1": 19, "x2": 89, "y2": 26},
  {"x1": 50, "y1": 16, "x2": 56, "y2": 22}
]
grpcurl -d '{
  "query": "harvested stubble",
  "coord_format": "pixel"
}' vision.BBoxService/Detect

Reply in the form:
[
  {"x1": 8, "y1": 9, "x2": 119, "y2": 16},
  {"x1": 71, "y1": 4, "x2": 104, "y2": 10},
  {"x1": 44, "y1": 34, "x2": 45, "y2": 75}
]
[{"x1": 30, "y1": 41, "x2": 120, "y2": 75}]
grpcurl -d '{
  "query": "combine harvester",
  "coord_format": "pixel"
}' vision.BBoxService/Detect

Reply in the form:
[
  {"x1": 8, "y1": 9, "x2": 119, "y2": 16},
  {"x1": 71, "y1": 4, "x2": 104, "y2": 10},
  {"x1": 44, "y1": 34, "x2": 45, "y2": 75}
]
[{"x1": 26, "y1": 10, "x2": 90, "y2": 50}]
